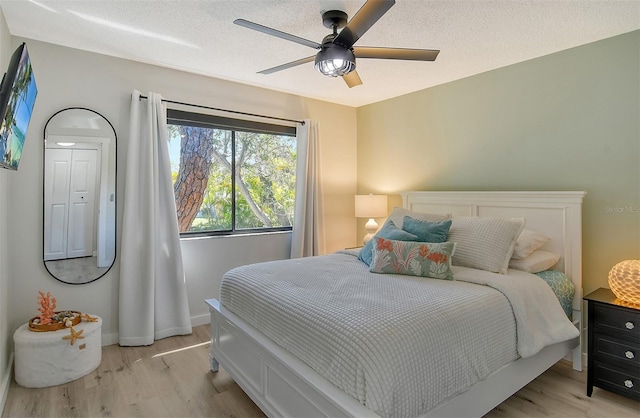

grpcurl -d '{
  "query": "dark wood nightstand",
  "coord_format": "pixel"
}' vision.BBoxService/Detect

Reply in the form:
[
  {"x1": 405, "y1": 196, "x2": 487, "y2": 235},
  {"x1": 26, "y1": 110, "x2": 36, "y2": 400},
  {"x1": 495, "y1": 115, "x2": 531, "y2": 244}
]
[{"x1": 584, "y1": 288, "x2": 640, "y2": 401}]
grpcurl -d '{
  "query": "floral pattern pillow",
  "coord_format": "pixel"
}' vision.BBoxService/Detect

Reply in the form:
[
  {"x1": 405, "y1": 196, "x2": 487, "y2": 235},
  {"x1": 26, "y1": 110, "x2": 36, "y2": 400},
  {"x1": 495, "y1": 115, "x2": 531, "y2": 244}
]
[
  {"x1": 534, "y1": 270, "x2": 575, "y2": 318},
  {"x1": 369, "y1": 238, "x2": 456, "y2": 280},
  {"x1": 358, "y1": 219, "x2": 419, "y2": 266}
]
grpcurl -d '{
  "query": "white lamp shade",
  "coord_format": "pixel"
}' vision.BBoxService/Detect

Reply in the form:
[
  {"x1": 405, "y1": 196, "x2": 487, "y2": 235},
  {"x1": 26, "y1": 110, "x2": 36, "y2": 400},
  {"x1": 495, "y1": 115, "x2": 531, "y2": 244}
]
[
  {"x1": 354, "y1": 195, "x2": 388, "y2": 218},
  {"x1": 608, "y1": 259, "x2": 640, "y2": 304}
]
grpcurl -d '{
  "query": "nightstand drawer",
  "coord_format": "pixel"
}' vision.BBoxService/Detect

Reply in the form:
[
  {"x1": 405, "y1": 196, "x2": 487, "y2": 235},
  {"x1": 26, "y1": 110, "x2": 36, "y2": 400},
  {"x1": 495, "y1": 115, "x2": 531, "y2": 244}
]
[
  {"x1": 593, "y1": 333, "x2": 640, "y2": 366},
  {"x1": 592, "y1": 303, "x2": 640, "y2": 340},
  {"x1": 593, "y1": 361, "x2": 640, "y2": 400}
]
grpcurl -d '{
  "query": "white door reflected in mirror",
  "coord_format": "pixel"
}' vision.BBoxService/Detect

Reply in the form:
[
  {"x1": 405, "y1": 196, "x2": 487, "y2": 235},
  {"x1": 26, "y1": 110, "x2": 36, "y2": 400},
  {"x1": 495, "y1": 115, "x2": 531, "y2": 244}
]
[{"x1": 43, "y1": 108, "x2": 116, "y2": 284}]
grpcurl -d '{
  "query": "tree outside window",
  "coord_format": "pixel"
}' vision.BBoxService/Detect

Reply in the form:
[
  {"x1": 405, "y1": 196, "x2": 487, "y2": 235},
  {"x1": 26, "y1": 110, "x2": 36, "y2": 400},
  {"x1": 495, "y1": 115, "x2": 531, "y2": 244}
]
[{"x1": 167, "y1": 110, "x2": 296, "y2": 235}]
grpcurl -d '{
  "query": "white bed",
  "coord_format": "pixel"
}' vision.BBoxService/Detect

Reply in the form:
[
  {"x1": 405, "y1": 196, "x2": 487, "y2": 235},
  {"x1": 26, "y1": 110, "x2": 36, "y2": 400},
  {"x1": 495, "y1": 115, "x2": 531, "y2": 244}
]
[{"x1": 205, "y1": 191, "x2": 586, "y2": 418}]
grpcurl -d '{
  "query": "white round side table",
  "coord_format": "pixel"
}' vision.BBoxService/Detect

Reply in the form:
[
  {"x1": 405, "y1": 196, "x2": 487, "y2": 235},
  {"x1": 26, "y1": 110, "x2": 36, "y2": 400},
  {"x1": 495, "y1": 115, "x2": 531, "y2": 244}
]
[{"x1": 13, "y1": 315, "x2": 102, "y2": 388}]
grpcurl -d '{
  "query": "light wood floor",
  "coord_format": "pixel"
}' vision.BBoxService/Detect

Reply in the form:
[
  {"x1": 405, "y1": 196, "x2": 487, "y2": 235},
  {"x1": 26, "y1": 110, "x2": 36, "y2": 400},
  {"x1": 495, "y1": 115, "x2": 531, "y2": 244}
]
[{"x1": 3, "y1": 325, "x2": 638, "y2": 418}]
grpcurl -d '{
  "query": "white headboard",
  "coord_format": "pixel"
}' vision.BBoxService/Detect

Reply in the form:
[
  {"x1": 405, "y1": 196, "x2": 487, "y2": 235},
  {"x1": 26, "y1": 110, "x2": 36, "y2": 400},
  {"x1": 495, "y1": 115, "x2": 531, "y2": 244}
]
[{"x1": 401, "y1": 191, "x2": 586, "y2": 312}]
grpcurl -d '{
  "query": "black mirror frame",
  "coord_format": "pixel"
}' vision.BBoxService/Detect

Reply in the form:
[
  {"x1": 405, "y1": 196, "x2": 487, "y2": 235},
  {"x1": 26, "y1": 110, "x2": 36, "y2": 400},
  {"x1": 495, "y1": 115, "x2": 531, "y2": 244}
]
[{"x1": 42, "y1": 107, "x2": 117, "y2": 285}]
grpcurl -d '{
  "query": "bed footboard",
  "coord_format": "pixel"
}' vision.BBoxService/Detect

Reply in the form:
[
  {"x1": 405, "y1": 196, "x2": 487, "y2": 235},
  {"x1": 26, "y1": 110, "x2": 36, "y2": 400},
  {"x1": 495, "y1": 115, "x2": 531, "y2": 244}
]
[
  {"x1": 206, "y1": 298, "x2": 577, "y2": 418},
  {"x1": 206, "y1": 298, "x2": 379, "y2": 418}
]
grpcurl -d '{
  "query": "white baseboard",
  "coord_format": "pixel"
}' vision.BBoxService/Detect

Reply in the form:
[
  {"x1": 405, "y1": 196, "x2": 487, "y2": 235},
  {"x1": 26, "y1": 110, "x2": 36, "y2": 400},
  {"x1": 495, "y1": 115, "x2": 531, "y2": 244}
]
[
  {"x1": 101, "y1": 332, "x2": 119, "y2": 346},
  {"x1": 100, "y1": 314, "x2": 210, "y2": 347},
  {"x1": 191, "y1": 313, "x2": 210, "y2": 328},
  {"x1": 0, "y1": 352, "x2": 13, "y2": 416}
]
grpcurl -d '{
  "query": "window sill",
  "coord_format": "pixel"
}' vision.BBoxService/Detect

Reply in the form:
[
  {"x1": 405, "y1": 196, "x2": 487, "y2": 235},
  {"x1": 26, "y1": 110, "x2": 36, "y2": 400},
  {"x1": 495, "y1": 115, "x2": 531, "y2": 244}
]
[{"x1": 179, "y1": 230, "x2": 292, "y2": 242}]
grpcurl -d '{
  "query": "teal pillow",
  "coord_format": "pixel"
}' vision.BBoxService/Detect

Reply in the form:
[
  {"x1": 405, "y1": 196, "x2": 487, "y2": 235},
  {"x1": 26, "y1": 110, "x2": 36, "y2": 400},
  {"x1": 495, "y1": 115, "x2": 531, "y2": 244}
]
[
  {"x1": 370, "y1": 239, "x2": 456, "y2": 280},
  {"x1": 358, "y1": 220, "x2": 418, "y2": 266},
  {"x1": 534, "y1": 270, "x2": 575, "y2": 318},
  {"x1": 401, "y1": 216, "x2": 452, "y2": 242}
]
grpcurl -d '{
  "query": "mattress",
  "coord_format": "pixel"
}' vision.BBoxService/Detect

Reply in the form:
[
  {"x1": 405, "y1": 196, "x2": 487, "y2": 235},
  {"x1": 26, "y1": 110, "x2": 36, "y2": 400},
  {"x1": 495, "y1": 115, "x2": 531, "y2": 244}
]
[{"x1": 220, "y1": 251, "x2": 578, "y2": 418}]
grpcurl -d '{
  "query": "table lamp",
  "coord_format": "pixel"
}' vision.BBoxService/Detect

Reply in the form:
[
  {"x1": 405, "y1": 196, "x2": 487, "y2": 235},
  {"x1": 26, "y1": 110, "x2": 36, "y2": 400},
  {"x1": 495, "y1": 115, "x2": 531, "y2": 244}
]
[
  {"x1": 608, "y1": 259, "x2": 640, "y2": 304},
  {"x1": 355, "y1": 194, "x2": 387, "y2": 245}
]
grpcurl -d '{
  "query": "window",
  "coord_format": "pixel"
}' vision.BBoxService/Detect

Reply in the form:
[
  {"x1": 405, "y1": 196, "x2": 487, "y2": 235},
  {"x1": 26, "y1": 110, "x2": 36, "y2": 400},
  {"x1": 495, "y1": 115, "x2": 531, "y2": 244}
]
[{"x1": 167, "y1": 109, "x2": 297, "y2": 236}]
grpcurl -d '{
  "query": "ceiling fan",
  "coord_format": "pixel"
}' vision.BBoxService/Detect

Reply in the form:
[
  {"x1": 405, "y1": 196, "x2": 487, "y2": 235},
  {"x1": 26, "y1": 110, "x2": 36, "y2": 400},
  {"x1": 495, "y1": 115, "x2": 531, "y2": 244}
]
[{"x1": 234, "y1": 0, "x2": 439, "y2": 88}]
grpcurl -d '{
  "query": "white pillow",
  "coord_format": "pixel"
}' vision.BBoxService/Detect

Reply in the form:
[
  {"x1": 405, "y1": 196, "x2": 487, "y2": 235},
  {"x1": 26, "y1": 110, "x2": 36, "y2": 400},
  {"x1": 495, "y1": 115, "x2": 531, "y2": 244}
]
[
  {"x1": 449, "y1": 217, "x2": 525, "y2": 274},
  {"x1": 512, "y1": 229, "x2": 551, "y2": 260},
  {"x1": 509, "y1": 250, "x2": 560, "y2": 273},
  {"x1": 386, "y1": 207, "x2": 451, "y2": 229}
]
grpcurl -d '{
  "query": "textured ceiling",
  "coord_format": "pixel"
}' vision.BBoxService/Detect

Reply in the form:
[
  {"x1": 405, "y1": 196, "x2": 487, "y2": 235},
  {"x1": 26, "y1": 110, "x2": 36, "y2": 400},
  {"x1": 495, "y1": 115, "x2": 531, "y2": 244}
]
[{"x1": 1, "y1": 0, "x2": 638, "y2": 107}]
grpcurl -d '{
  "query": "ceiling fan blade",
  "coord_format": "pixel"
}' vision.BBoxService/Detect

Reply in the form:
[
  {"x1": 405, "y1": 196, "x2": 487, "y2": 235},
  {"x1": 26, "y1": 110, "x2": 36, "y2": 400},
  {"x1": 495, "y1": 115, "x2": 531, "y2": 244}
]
[
  {"x1": 343, "y1": 70, "x2": 363, "y2": 88},
  {"x1": 258, "y1": 56, "x2": 316, "y2": 74},
  {"x1": 333, "y1": 0, "x2": 395, "y2": 48},
  {"x1": 354, "y1": 46, "x2": 439, "y2": 61},
  {"x1": 234, "y1": 19, "x2": 321, "y2": 49}
]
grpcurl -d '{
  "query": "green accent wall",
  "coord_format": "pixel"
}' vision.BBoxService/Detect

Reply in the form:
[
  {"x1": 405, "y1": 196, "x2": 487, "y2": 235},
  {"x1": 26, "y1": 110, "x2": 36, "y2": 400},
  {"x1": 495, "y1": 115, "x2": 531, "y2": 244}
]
[{"x1": 357, "y1": 30, "x2": 640, "y2": 294}]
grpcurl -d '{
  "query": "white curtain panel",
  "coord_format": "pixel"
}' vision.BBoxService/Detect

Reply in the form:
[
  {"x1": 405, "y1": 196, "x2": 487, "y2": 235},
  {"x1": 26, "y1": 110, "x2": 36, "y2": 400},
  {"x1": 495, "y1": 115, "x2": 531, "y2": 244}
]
[
  {"x1": 119, "y1": 91, "x2": 192, "y2": 346},
  {"x1": 291, "y1": 119, "x2": 326, "y2": 258}
]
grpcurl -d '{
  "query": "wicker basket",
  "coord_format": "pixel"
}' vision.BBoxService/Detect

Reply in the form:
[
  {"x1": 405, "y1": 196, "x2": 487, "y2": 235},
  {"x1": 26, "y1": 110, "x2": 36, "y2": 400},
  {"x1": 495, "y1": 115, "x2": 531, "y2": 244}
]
[{"x1": 28, "y1": 311, "x2": 81, "y2": 332}]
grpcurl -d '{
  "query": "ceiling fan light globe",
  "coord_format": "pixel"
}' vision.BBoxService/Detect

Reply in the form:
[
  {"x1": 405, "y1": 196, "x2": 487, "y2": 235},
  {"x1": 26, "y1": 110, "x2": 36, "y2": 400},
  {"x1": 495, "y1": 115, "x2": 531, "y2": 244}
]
[
  {"x1": 316, "y1": 59, "x2": 351, "y2": 77},
  {"x1": 314, "y1": 45, "x2": 355, "y2": 77}
]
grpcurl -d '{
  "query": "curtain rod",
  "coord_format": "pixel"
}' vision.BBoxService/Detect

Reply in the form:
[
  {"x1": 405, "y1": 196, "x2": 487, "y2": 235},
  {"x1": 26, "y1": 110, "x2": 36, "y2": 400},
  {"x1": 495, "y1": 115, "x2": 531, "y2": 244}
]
[{"x1": 138, "y1": 94, "x2": 304, "y2": 125}]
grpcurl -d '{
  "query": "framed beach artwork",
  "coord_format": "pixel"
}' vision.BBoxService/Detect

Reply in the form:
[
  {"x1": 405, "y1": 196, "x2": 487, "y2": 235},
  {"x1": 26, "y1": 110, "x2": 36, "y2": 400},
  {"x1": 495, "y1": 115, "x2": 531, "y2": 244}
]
[{"x1": 0, "y1": 43, "x2": 38, "y2": 171}]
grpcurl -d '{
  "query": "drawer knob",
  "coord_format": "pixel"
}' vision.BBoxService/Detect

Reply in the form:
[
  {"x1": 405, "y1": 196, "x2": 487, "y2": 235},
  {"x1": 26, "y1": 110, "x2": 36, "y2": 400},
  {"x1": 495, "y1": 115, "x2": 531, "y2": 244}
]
[
  {"x1": 626, "y1": 350, "x2": 635, "y2": 359},
  {"x1": 626, "y1": 321, "x2": 635, "y2": 330},
  {"x1": 624, "y1": 379, "x2": 634, "y2": 388}
]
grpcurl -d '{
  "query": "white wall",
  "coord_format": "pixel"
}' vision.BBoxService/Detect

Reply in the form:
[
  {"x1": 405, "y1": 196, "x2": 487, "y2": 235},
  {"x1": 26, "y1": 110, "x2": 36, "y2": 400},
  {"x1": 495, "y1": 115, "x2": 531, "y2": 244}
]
[
  {"x1": 181, "y1": 232, "x2": 292, "y2": 326},
  {"x1": 0, "y1": 7, "x2": 12, "y2": 411},
  {"x1": 7, "y1": 38, "x2": 357, "y2": 345}
]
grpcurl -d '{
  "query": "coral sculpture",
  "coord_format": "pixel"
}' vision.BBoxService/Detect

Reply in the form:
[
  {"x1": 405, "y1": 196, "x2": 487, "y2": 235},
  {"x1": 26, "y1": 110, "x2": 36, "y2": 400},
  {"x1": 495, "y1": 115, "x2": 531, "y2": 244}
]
[
  {"x1": 37, "y1": 291, "x2": 56, "y2": 325},
  {"x1": 28, "y1": 291, "x2": 81, "y2": 332}
]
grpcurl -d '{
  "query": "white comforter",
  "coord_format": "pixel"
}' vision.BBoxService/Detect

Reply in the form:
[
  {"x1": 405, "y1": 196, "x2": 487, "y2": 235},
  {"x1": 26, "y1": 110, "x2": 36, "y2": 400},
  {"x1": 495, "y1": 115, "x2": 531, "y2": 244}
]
[
  {"x1": 219, "y1": 251, "x2": 578, "y2": 418},
  {"x1": 454, "y1": 267, "x2": 579, "y2": 358}
]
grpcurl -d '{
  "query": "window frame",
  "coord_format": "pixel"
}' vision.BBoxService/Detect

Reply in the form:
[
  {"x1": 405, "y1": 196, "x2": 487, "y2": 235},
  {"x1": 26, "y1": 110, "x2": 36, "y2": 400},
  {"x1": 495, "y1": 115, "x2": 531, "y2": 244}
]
[{"x1": 167, "y1": 109, "x2": 297, "y2": 238}]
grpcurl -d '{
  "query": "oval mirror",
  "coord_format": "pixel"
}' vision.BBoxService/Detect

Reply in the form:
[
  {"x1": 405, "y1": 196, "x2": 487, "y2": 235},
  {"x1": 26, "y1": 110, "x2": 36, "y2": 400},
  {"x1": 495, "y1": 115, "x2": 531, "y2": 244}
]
[{"x1": 43, "y1": 108, "x2": 116, "y2": 284}]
